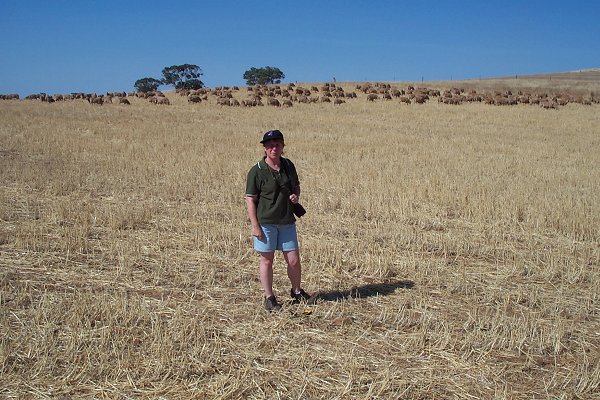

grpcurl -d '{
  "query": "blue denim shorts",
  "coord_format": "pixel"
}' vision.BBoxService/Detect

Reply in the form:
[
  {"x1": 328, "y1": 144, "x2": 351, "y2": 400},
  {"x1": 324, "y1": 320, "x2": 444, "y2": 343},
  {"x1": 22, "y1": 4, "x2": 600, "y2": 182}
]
[{"x1": 254, "y1": 223, "x2": 299, "y2": 253}]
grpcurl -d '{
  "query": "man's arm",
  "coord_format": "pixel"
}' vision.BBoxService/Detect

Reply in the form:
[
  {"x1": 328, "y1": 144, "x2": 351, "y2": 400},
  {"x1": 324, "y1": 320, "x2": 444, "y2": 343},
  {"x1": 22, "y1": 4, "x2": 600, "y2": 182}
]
[
  {"x1": 289, "y1": 184, "x2": 301, "y2": 204},
  {"x1": 245, "y1": 195, "x2": 263, "y2": 239}
]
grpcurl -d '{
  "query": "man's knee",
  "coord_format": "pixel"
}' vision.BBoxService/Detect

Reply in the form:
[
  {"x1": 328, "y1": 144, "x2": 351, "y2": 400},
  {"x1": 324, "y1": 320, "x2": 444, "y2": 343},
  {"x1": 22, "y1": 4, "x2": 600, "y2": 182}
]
[
  {"x1": 284, "y1": 250, "x2": 300, "y2": 267},
  {"x1": 260, "y1": 252, "x2": 275, "y2": 265}
]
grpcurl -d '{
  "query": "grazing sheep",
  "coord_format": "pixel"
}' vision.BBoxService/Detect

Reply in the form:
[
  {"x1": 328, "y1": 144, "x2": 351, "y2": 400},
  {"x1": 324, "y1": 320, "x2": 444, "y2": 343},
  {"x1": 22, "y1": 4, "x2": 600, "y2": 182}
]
[
  {"x1": 493, "y1": 97, "x2": 509, "y2": 106},
  {"x1": 268, "y1": 98, "x2": 280, "y2": 107},
  {"x1": 540, "y1": 101, "x2": 558, "y2": 109}
]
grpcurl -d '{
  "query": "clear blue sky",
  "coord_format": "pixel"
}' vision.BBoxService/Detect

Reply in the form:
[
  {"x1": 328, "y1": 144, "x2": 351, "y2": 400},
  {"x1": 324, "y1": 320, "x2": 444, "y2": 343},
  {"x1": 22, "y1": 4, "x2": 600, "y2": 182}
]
[{"x1": 1, "y1": 1, "x2": 598, "y2": 96}]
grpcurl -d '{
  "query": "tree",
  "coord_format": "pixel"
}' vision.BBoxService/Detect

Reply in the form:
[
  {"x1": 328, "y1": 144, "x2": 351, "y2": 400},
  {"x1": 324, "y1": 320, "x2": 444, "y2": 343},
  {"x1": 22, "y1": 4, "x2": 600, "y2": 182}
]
[
  {"x1": 178, "y1": 78, "x2": 204, "y2": 91},
  {"x1": 134, "y1": 77, "x2": 162, "y2": 93},
  {"x1": 243, "y1": 66, "x2": 285, "y2": 86},
  {"x1": 161, "y1": 64, "x2": 204, "y2": 90}
]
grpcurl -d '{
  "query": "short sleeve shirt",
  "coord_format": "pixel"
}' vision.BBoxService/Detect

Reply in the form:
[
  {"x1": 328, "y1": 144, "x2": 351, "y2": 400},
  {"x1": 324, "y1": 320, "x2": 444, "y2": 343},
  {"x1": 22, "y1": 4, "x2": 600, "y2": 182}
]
[{"x1": 246, "y1": 157, "x2": 300, "y2": 225}]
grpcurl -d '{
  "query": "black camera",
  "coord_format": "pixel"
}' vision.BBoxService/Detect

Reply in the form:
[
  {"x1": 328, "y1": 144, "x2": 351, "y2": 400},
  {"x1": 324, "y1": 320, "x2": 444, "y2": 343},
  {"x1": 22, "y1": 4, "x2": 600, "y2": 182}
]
[{"x1": 293, "y1": 203, "x2": 306, "y2": 218}]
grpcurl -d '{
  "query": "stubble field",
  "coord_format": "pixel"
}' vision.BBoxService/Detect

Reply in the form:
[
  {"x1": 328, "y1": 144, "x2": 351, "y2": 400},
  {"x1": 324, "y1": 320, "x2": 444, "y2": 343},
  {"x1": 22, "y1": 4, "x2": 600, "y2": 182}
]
[{"x1": 1, "y1": 79, "x2": 599, "y2": 399}]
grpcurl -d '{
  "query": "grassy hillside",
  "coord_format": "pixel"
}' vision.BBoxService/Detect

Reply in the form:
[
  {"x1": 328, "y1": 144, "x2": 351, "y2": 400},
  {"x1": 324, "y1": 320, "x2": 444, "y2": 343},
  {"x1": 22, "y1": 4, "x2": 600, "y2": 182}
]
[
  {"x1": 419, "y1": 69, "x2": 600, "y2": 97},
  {"x1": 1, "y1": 78, "x2": 599, "y2": 398}
]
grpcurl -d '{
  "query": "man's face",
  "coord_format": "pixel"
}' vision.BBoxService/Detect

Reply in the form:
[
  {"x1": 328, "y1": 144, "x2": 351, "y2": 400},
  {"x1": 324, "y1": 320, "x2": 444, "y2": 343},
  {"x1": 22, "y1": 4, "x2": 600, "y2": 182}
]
[{"x1": 263, "y1": 139, "x2": 284, "y2": 159}]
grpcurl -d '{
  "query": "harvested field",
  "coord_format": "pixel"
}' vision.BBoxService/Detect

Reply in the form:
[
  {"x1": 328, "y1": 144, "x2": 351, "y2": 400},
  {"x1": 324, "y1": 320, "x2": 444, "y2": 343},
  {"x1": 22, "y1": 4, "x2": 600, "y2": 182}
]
[
  {"x1": 1, "y1": 75, "x2": 599, "y2": 399},
  {"x1": 428, "y1": 69, "x2": 600, "y2": 99}
]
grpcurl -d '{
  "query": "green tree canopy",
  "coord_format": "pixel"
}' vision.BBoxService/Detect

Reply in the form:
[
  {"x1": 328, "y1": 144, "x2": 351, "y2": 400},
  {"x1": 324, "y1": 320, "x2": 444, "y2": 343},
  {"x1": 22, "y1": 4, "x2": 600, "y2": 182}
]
[
  {"x1": 134, "y1": 77, "x2": 162, "y2": 93},
  {"x1": 243, "y1": 66, "x2": 285, "y2": 86},
  {"x1": 161, "y1": 64, "x2": 204, "y2": 90}
]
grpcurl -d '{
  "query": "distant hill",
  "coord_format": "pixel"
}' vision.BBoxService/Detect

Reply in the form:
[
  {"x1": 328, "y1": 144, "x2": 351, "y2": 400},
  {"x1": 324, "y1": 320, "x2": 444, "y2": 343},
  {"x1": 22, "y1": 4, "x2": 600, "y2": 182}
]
[
  {"x1": 418, "y1": 69, "x2": 600, "y2": 95},
  {"x1": 491, "y1": 69, "x2": 600, "y2": 82}
]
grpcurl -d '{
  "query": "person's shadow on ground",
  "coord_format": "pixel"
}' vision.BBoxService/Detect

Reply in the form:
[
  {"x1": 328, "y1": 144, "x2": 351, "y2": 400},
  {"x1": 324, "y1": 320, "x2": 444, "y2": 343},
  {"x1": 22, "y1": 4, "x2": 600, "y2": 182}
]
[{"x1": 310, "y1": 280, "x2": 414, "y2": 303}]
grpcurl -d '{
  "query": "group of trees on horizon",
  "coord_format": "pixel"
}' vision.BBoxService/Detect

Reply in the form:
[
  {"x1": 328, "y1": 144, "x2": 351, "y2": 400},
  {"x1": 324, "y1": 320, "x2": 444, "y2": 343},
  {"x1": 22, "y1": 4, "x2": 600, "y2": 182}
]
[{"x1": 134, "y1": 64, "x2": 285, "y2": 92}]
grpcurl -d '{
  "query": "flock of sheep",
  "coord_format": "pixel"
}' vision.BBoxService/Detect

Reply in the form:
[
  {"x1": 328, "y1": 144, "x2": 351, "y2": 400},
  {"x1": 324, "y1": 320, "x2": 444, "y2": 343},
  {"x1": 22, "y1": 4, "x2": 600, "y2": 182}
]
[
  {"x1": 1, "y1": 82, "x2": 596, "y2": 109},
  {"x1": 170, "y1": 82, "x2": 598, "y2": 109}
]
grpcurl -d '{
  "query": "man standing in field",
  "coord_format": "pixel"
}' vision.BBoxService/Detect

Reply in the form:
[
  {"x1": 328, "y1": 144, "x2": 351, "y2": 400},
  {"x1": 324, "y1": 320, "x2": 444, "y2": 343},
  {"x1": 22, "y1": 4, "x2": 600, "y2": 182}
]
[{"x1": 245, "y1": 130, "x2": 311, "y2": 312}]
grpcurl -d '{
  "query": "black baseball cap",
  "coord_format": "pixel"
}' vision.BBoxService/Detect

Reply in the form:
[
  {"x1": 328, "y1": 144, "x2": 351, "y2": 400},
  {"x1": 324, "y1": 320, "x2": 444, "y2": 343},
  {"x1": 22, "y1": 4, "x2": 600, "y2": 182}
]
[{"x1": 260, "y1": 129, "x2": 284, "y2": 143}]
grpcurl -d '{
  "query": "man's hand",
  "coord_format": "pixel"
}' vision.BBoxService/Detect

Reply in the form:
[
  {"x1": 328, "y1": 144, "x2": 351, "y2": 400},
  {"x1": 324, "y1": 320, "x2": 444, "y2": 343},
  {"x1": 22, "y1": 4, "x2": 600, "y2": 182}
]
[
  {"x1": 289, "y1": 194, "x2": 299, "y2": 204},
  {"x1": 251, "y1": 225, "x2": 263, "y2": 240}
]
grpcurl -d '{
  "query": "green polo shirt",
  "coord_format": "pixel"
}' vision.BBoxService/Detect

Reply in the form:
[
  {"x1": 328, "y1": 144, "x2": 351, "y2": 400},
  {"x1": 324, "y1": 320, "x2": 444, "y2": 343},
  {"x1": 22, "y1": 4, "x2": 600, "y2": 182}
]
[{"x1": 245, "y1": 157, "x2": 300, "y2": 225}]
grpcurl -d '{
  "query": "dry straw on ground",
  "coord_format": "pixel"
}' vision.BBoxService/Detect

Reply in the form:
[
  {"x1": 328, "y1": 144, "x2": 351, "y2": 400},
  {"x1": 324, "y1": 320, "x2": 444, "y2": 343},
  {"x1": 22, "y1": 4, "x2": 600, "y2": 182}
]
[{"x1": 1, "y1": 76, "x2": 599, "y2": 399}]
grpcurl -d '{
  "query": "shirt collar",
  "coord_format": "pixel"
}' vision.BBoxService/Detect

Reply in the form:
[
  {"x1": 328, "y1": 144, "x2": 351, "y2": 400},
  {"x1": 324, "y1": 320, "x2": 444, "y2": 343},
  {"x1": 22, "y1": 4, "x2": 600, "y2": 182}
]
[{"x1": 259, "y1": 156, "x2": 283, "y2": 171}]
